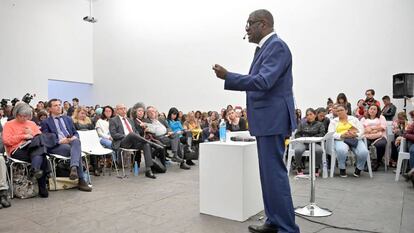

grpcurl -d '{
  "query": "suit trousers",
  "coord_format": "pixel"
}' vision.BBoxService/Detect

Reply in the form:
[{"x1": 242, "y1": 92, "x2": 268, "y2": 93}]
[
  {"x1": 48, "y1": 138, "x2": 85, "y2": 180},
  {"x1": 120, "y1": 133, "x2": 153, "y2": 170},
  {"x1": 256, "y1": 135, "x2": 300, "y2": 233}
]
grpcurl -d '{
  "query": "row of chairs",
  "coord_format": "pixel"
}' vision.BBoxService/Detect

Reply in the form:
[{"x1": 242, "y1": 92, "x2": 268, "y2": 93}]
[{"x1": 284, "y1": 123, "x2": 411, "y2": 181}]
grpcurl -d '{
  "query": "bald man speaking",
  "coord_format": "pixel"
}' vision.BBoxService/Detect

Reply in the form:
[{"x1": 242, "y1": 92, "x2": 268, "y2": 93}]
[{"x1": 213, "y1": 9, "x2": 300, "y2": 233}]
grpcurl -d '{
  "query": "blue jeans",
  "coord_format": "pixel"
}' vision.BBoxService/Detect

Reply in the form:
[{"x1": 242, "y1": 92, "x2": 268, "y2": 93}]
[
  {"x1": 409, "y1": 144, "x2": 414, "y2": 170},
  {"x1": 335, "y1": 140, "x2": 368, "y2": 170},
  {"x1": 100, "y1": 138, "x2": 116, "y2": 161}
]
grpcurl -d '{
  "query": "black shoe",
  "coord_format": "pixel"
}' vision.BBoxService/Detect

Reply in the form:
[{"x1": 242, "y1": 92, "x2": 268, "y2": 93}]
[
  {"x1": 30, "y1": 168, "x2": 43, "y2": 180},
  {"x1": 38, "y1": 185, "x2": 49, "y2": 198},
  {"x1": 353, "y1": 167, "x2": 361, "y2": 177},
  {"x1": 78, "y1": 179, "x2": 92, "y2": 192},
  {"x1": 248, "y1": 224, "x2": 278, "y2": 233},
  {"x1": 180, "y1": 162, "x2": 190, "y2": 170},
  {"x1": 186, "y1": 160, "x2": 195, "y2": 166},
  {"x1": 0, "y1": 192, "x2": 11, "y2": 208},
  {"x1": 372, "y1": 162, "x2": 381, "y2": 172},
  {"x1": 339, "y1": 169, "x2": 347, "y2": 178},
  {"x1": 69, "y1": 166, "x2": 79, "y2": 180},
  {"x1": 171, "y1": 155, "x2": 184, "y2": 163},
  {"x1": 145, "y1": 170, "x2": 156, "y2": 179}
]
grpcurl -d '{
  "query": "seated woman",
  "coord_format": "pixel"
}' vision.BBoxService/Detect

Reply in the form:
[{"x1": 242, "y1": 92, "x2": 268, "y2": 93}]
[
  {"x1": 390, "y1": 112, "x2": 408, "y2": 167},
  {"x1": 328, "y1": 104, "x2": 369, "y2": 177},
  {"x1": 184, "y1": 112, "x2": 203, "y2": 141},
  {"x1": 202, "y1": 121, "x2": 219, "y2": 142},
  {"x1": 336, "y1": 93, "x2": 352, "y2": 115},
  {"x1": 167, "y1": 108, "x2": 196, "y2": 166},
  {"x1": 72, "y1": 107, "x2": 97, "y2": 174},
  {"x1": 225, "y1": 109, "x2": 247, "y2": 132},
  {"x1": 293, "y1": 108, "x2": 325, "y2": 176},
  {"x1": 72, "y1": 107, "x2": 94, "y2": 131},
  {"x1": 353, "y1": 99, "x2": 366, "y2": 120},
  {"x1": 95, "y1": 106, "x2": 114, "y2": 149},
  {"x1": 2, "y1": 102, "x2": 50, "y2": 197},
  {"x1": 361, "y1": 105, "x2": 387, "y2": 171},
  {"x1": 95, "y1": 106, "x2": 115, "y2": 172}
]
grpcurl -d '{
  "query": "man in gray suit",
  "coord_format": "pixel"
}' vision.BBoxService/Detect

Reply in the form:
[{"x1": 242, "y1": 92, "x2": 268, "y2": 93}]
[{"x1": 109, "y1": 104, "x2": 156, "y2": 179}]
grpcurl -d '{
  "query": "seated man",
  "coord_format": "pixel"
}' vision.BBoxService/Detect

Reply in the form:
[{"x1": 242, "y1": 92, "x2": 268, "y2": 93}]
[
  {"x1": 109, "y1": 104, "x2": 156, "y2": 179},
  {"x1": 145, "y1": 106, "x2": 190, "y2": 170},
  {"x1": 40, "y1": 99, "x2": 92, "y2": 191}
]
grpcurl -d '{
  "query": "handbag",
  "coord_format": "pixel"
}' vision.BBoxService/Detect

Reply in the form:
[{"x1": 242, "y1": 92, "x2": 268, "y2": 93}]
[
  {"x1": 343, "y1": 138, "x2": 359, "y2": 148},
  {"x1": 151, "y1": 156, "x2": 166, "y2": 173},
  {"x1": 183, "y1": 144, "x2": 199, "y2": 160},
  {"x1": 12, "y1": 164, "x2": 38, "y2": 199}
]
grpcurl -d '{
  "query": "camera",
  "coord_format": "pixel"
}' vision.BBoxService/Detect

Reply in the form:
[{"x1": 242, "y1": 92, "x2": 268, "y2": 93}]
[
  {"x1": 0, "y1": 99, "x2": 9, "y2": 108},
  {"x1": 11, "y1": 98, "x2": 19, "y2": 106},
  {"x1": 22, "y1": 93, "x2": 34, "y2": 104}
]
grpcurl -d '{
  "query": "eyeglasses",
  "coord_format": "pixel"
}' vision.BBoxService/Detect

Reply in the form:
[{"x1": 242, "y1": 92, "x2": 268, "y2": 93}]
[{"x1": 245, "y1": 20, "x2": 262, "y2": 30}]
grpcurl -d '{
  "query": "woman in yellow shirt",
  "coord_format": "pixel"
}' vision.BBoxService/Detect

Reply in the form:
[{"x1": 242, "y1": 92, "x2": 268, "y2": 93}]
[{"x1": 328, "y1": 104, "x2": 368, "y2": 178}]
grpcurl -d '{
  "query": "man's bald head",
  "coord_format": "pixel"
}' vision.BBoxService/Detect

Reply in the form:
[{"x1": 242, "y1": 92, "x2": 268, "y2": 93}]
[{"x1": 250, "y1": 9, "x2": 274, "y2": 29}]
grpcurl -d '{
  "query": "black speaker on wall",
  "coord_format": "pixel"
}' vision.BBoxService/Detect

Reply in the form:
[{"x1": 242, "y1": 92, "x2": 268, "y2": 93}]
[{"x1": 393, "y1": 73, "x2": 414, "y2": 99}]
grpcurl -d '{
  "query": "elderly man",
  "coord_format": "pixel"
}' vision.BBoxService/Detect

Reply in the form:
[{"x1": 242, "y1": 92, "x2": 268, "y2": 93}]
[
  {"x1": 213, "y1": 9, "x2": 300, "y2": 233},
  {"x1": 145, "y1": 106, "x2": 190, "y2": 170},
  {"x1": 41, "y1": 99, "x2": 92, "y2": 192},
  {"x1": 109, "y1": 104, "x2": 157, "y2": 179}
]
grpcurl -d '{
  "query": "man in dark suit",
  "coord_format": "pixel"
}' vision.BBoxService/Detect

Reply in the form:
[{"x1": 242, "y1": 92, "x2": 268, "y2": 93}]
[
  {"x1": 109, "y1": 104, "x2": 156, "y2": 179},
  {"x1": 40, "y1": 99, "x2": 92, "y2": 192},
  {"x1": 213, "y1": 9, "x2": 300, "y2": 233}
]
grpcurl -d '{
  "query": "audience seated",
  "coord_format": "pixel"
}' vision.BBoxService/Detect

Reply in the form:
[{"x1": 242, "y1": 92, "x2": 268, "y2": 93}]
[
  {"x1": 3, "y1": 102, "x2": 51, "y2": 197},
  {"x1": 109, "y1": 104, "x2": 157, "y2": 179},
  {"x1": 94, "y1": 105, "x2": 115, "y2": 176},
  {"x1": 131, "y1": 102, "x2": 167, "y2": 166},
  {"x1": 391, "y1": 112, "x2": 409, "y2": 167},
  {"x1": 316, "y1": 107, "x2": 330, "y2": 132},
  {"x1": 66, "y1": 97, "x2": 79, "y2": 117},
  {"x1": 364, "y1": 89, "x2": 381, "y2": 108},
  {"x1": 293, "y1": 108, "x2": 325, "y2": 176},
  {"x1": 328, "y1": 104, "x2": 368, "y2": 178},
  {"x1": 183, "y1": 112, "x2": 203, "y2": 141},
  {"x1": 35, "y1": 110, "x2": 48, "y2": 126},
  {"x1": 40, "y1": 99, "x2": 92, "y2": 191},
  {"x1": 225, "y1": 108, "x2": 247, "y2": 132},
  {"x1": 360, "y1": 105, "x2": 387, "y2": 171},
  {"x1": 145, "y1": 106, "x2": 190, "y2": 170},
  {"x1": 353, "y1": 99, "x2": 366, "y2": 120},
  {"x1": 336, "y1": 93, "x2": 352, "y2": 115},
  {"x1": 202, "y1": 121, "x2": 219, "y2": 142},
  {"x1": 403, "y1": 110, "x2": 414, "y2": 187},
  {"x1": 381, "y1": 95, "x2": 397, "y2": 121},
  {"x1": 72, "y1": 106, "x2": 95, "y2": 131}
]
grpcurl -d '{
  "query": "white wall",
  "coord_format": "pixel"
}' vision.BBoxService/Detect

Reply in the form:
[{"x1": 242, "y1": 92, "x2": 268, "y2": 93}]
[
  {"x1": 0, "y1": 0, "x2": 93, "y2": 103},
  {"x1": 93, "y1": 0, "x2": 414, "y2": 114}
]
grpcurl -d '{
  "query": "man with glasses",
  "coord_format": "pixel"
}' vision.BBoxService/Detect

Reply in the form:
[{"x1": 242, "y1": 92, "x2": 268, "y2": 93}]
[{"x1": 213, "y1": 9, "x2": 300, "y2": 233}]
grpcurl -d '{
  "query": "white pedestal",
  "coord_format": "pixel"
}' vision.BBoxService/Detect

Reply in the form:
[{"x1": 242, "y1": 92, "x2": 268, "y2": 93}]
[{"x1": 199, "y1": 140, "x2": 263, "y2": 222}]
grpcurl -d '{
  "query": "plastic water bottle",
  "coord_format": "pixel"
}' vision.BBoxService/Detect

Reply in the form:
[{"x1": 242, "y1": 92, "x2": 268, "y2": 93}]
[
  {"x1": 219, "y1": 119, "x2": 227, "y2": 142},
  {"x1": 134, "y1": 161, "x2": 139, "y2": 176}
]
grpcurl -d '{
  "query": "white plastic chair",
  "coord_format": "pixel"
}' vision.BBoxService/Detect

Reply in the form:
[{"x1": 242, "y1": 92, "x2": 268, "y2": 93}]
[
  {"x1": 78, "y1": 130, "x2": 118, "y2": 176},
  {"x1": 286, "y1": 132, "x2": 333, "y2": 178},
  {"x1": 48, "y1": 152, "x2": 91, "y2": 190},
  {"x1": 395, "y1": 137, "x2": 410, "y2": 181},
  {"x1": 329, "y1": 137, "x2": 373, "y2": 178}
]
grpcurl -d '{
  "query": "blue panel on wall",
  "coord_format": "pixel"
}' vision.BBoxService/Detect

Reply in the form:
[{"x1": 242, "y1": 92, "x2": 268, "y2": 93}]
[{"x1": 48, "y1": 80, "x2": 94, "y2": 106}]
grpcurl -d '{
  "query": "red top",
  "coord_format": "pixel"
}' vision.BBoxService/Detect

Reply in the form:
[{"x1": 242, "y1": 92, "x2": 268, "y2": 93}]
[
  {"x1": 404, "y1": 122, "x2": 414, "y2": 143},
  {"x1": 2, "y1": 119, "x2": 41, "y2": 155}
]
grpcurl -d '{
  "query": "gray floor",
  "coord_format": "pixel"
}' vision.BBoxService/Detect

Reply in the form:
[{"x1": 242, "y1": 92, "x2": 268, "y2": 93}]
[{"x1": 1, "y1": 162, "x2": 413, "y2": 233}]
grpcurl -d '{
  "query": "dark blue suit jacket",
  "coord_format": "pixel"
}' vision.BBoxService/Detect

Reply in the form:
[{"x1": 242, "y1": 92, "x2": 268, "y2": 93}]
[
  {"x1": 225, "y1": 34, "x2": 296, "y2": 136},
  {"x1": 40, "y1": 116, "x2": 79, "y2": 144}
]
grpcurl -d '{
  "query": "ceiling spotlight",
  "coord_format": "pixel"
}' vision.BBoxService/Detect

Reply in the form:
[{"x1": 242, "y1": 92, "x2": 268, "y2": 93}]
[{"x1": 83, "y1": 0, "x2": 97, "y2": 23}]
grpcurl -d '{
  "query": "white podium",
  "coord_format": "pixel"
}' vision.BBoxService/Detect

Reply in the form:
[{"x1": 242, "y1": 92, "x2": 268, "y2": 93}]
[{"x1": 199, "y1": 139, "x2": 263, "y2": 222}]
